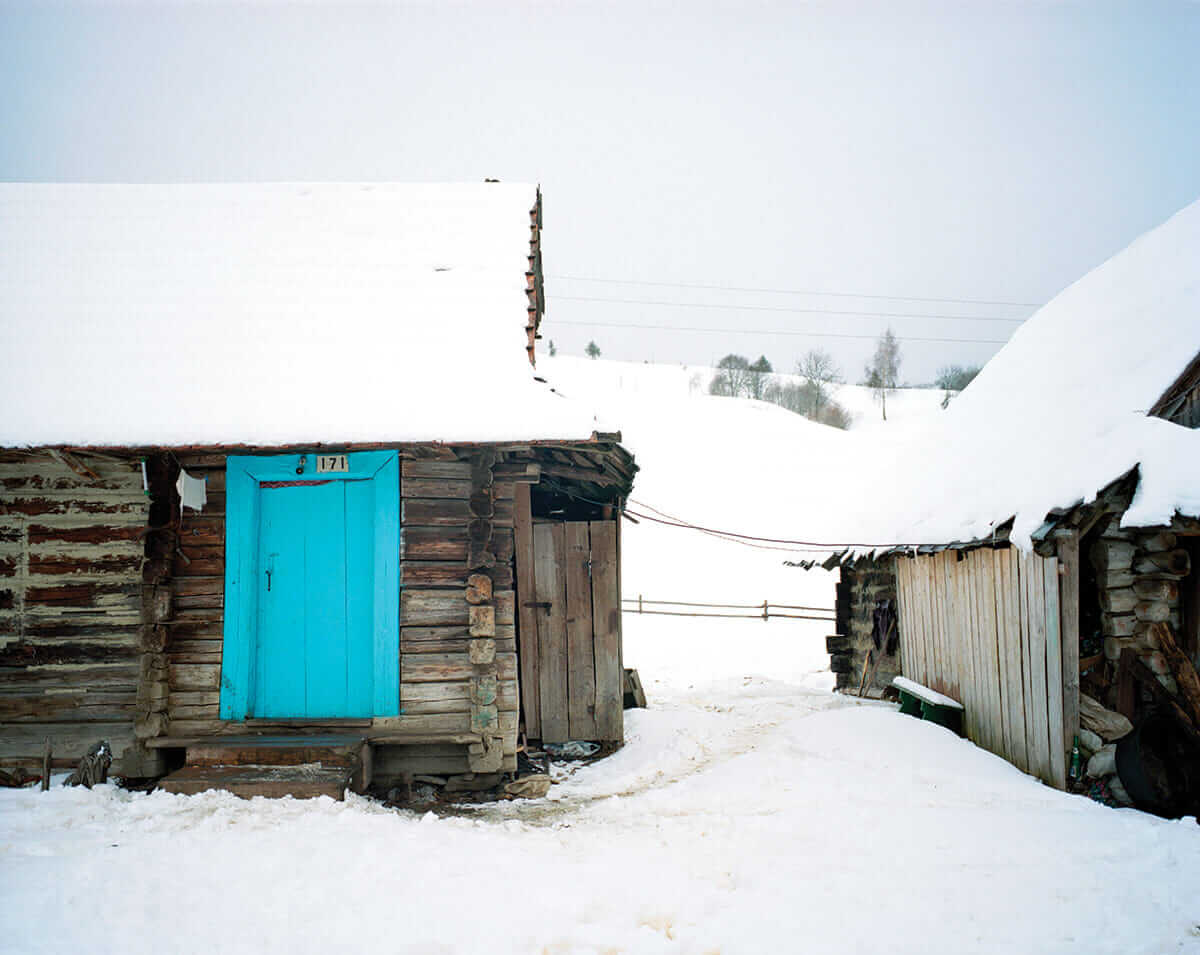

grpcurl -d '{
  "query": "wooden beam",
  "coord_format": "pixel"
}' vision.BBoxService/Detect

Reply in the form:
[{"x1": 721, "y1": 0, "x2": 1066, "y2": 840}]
[{"x1": 538, "y1": 465, "x2": 625, "y2": 488}]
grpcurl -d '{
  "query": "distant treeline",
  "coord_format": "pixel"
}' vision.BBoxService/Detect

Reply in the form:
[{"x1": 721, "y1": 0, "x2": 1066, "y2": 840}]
[
  {"x1": 708, "y1": 350, "x2": 851, "y2": 429},
  {"x1": 708, "y1": 329, "x2": 982, "y2": 425}
]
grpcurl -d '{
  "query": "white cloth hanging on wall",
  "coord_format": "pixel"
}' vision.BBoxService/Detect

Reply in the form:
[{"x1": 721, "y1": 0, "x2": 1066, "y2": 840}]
[{"x1": 175, "y1": 468, "x2": 207, "y2": 512}]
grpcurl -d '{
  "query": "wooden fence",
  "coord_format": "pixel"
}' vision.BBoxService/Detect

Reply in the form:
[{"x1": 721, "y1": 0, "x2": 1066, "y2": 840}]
[
  {"x1": 622, "y1": 596, "x2": 835, "y2": 622},
  {"x1": 895, "y1": 547, "x2": 1076, "y2": 789}
]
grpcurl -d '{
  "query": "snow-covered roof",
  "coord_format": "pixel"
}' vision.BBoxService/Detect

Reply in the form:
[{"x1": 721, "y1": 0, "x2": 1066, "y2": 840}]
[
  {"x1": 0, "y1": 182, "x2": 604, "y2": 448},
  {"x1": 830, "y1": 198, "x2": 1200, "y2": 551},
  {"x1": 537, "y1": 199, "x2": 1200, "y2": 559},
  {"x1": 883, "y1": 197, "x2": 1200, "y2": 547}
]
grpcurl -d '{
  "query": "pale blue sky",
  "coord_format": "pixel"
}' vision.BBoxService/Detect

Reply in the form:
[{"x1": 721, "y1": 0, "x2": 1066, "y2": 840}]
[{"x1": 2, "y1": 1, "x2": 1198, "y2": 381}]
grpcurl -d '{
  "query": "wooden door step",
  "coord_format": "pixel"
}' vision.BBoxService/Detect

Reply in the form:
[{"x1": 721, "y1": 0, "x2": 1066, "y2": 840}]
[
  {"x1": 184, "y1": 734, "x2": 367, "y2": 770},
  {"x1": 157, "y1": 764, "x2": 352, "y2": 801}
]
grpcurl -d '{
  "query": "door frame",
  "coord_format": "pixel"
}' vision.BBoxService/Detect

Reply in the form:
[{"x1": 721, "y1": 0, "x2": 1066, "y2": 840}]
[{"x1": 219, "y1": 451, "x2": 400, "y2": 720}]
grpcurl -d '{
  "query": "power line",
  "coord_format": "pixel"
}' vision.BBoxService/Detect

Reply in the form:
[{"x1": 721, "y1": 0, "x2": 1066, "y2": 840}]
[
  {"x1": 554, "y1": 295, "x2": 1026, "y2": 324},
  {"x1": 549, "y1": 274, "x2": 1041, "y2": 308},
  {"x1": 625, "y1": 499, "x2": 919, "y2": 551},
  {"x1": 548, "y1": 318, "x2": 1009, "y2": 347},
  {"x1": 544, "y1": 477, "x2": 916, "y2": 553}
]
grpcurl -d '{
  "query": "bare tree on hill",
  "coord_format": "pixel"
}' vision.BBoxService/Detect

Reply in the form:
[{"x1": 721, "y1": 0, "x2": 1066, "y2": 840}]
[
  {"x1": 863, "y1": 328, "x2": 901, "y2": 421},
  {"x1": 709, "y1": 354, "x2": 752, "y2": 397},
  {"x1": 709, "y1": 349, "x2": 850, "y2": 429},
  {"x1": 935, "y1": 363, "x2": 981, "y2": 407},
  {"x1": 747, "y1": 355, "x2": 773, "y2": 400},
  {"x1": 797, "y1": 348, "x2": 843, "y2": 420}
]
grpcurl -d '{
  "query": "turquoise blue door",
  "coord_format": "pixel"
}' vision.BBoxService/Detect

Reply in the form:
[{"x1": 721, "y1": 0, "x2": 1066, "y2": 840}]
[
  {"x1": 254, "y1": 480, "x2": 374, "y2": 717},
  {"x1": 219, "y1": 452, "x2": 400, "y2": 720}
]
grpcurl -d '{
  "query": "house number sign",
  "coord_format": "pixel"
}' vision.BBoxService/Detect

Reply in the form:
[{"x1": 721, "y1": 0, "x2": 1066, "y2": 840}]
[{"x1": 316, "y1": 454, "x2": 349, "y2": 474}]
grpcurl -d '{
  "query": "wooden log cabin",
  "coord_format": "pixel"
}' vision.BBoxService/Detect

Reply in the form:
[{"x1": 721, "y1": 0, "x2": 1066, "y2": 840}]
[
  {"x1": 810, "y1": 199, "x2": 1200, "y2": 802},
  {"x1": 0, "y1": 183, "x2": 636, "y2": 797}
]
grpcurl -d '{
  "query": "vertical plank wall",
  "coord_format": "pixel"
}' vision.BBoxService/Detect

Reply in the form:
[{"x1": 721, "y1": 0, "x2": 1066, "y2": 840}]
[{"x1": 895, "y1": 548, "x2": 1073, "y2": 788}]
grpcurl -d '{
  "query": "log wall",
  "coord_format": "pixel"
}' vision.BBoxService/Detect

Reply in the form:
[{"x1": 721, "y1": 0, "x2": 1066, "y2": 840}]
[
  {"x1": 1085, "y1": 517, "x2": 1198, "y2": 714},
  {"x1": 399, "y1": 451, "x2": 520, "y2": 775},
  {"x1": 0, "y1": 450, "x2": 160, "y2": 774},
  {"x1": 828, "y1": 556, "x2": 899, "y2": 696},
  {"x1": 3, "y1": 441, "x2": 629, "y2": 783},
  {"x1": 162, "y1": 449, "x2": 522, "y2": 777}
]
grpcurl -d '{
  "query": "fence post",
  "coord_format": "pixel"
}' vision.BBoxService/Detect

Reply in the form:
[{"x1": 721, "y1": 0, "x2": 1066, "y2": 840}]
[
  {"x1": 638, "y1": 594, "x2": 643, "y2": 615},
  {"x1": 762, "y1": 599, "x2": 769, "y2": 621}
]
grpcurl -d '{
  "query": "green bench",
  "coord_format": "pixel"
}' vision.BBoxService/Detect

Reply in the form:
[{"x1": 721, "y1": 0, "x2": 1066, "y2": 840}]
[{"x1": 892, "y1": 676, "x2": 964, "y2": 735}]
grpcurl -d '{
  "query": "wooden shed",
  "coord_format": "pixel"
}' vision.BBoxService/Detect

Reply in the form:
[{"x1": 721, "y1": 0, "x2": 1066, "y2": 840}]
[
  {"x1": 817, "y1": 200, "x2": 1200, "y2": 801},
  {"x1": 0, "y1": 183, "x2": 636, "y2": 798}
]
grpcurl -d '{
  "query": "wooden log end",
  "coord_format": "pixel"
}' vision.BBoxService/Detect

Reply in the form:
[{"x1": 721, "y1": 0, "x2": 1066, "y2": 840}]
[
  {"x1": 468, "y1": 604, "x2": 496, "y2": 637},
  {"x1": 465, "y1": 573, "x2": 493, "y2": 606}
]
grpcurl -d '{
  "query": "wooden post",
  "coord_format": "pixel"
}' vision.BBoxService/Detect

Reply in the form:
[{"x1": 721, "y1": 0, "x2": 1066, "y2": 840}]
[
  {"x1": 41, "y1": 738, "x2": 51, "y2": 792},
  {"x1": 857, "y1": 650, "x2": 873, "y2": 697},
  {"x1": 1043, "y1": 555, "x2": 1066, "y2": 789},
  {"x1": 590, "y1": 521, "x2": 623, "y2": 742},
  {"x1": 762, "y1": 600, "x2": 769, "y2": 622},
  {"x1": 513, "y1": 484, "x2": 540, "y2": 739},
  {"x1": 1055, "y1": 531, "x2": 1081, "y2": 785}
]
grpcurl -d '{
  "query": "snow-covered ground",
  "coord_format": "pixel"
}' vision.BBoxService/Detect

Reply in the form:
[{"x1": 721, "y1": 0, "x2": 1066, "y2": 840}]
[
  {"x1": 5, "y1": 344, "x2": 1199, "y2": 953},
  {"x1": 4, "y1": 616, "x2": 1199, "y2": 954}
]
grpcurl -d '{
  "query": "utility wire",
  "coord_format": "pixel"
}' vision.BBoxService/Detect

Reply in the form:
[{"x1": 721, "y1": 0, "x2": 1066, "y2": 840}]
[
  {"x1": 627, "y1": 497, "x2": 843, "y2": 554},
  {"x1": 549, "y1": 274, "x2": 1041, "y2": 308},
  {"x1": 625, "y1": 501, "x2": 916, "y2": 552},
  {"x1": 554, "y1": 295, "x2": 1025, "y2": 324},
  {"x1": 544, "y1": 476, "x2": 918, "y2": 552},
  {"x1": 548, "y1": 319, "x2": 1009, "y2": 347}
]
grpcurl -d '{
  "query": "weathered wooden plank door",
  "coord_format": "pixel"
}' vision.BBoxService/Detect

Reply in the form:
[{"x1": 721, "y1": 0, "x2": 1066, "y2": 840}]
[
  {"x1": 533, "y1": 522, "x2": 569, "y2": 742},
  {"x1": 521, "y1": 519, "x2": 623, "y2": 744},
  {"x1": 565, "y1": 523, "x2": 598, "y2": 740}
]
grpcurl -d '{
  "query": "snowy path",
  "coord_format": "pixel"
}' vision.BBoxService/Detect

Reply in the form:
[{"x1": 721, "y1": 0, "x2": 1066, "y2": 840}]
[{"x1": 3, "y1": 618, "x2": 1199, "y2": 954}]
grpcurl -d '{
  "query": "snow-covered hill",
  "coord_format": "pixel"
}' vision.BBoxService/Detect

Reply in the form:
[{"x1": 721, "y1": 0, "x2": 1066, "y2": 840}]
[
  {"x1": 537, "y1": 355, "x2": 946, "y2": 613},
  {"x1": 539, "y1": 355, "x2": 865, "y2": 612},
  {"x1": 540, "y1": 354, "x2": 947, "y2": 433}
]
